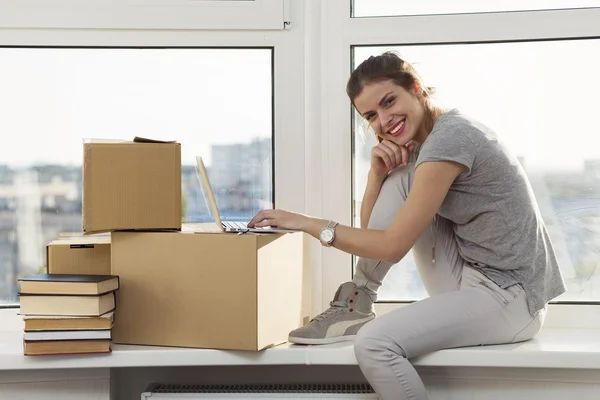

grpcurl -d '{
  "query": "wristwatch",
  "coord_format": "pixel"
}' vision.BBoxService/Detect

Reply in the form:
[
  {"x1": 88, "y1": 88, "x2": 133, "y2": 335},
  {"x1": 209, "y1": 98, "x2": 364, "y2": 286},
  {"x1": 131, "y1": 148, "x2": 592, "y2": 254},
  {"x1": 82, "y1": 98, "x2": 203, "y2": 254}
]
[{"x1": 319, "y1": 221, "x2": 339, "y2": 247}]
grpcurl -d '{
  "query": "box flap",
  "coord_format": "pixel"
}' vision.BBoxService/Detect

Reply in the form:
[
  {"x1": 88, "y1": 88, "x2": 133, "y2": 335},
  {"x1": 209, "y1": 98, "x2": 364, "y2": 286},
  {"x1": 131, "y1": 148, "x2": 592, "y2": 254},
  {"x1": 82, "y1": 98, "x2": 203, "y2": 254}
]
[
  {"x1": 48, "y1": 236, "x2": 111, "y2": 246},
  {"x1": 83, "y1": 138, "x2": 128, "y2": 144},
  {"x1": 133, "y1": 136, "x2": 178, "y2": 144},
  {"x1": 181, "y1": 222, "x2": 224, "y2": 234},
  {"x1": 82, "y1": 137, "x2": 178, "y2": 144},
  {"x1": 59, "y1": 231, "x2": 111, "y2": 239}
]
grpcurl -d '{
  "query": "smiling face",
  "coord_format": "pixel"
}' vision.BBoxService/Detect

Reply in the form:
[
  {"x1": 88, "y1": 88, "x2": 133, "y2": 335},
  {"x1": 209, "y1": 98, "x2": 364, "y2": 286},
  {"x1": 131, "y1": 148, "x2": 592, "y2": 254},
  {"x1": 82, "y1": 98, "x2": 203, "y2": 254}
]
[{"x1": 353, "y1": 80, "x2": 428, "y2": 146}]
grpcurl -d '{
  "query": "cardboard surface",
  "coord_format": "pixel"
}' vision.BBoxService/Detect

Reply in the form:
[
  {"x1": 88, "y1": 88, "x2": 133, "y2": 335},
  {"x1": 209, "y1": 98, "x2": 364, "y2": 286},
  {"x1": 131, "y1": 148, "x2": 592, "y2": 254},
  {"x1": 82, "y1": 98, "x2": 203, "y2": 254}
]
[
  {"x1": 47, "y1": 236, "x2": 111, "y2": 275},
  {"x1": 256, "y1": 234, "x2": 305, "y2": 350},
  {"x1": 82, "y1": 140, "x2": 182, "y2": 233},
  {"x1": 111, "y1": 231, "x2": 306, "y2": 351}
]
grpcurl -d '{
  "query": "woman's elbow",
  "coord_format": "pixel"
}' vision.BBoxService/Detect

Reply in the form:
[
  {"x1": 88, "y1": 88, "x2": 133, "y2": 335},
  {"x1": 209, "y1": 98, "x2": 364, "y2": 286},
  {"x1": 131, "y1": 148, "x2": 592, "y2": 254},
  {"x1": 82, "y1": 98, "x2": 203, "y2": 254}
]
[
  {"x1": 383, "y1": 248, "x2": 404, "y2": 264},
  {"x1": 381, "y1": 240, "x2": 408, "y2": 264},
  {"x1": 377, "y1": 231, "x2": 408, "y2": 264},
  {"x1": 387, "y1": 254, "x2": 403, "y2": 264}
]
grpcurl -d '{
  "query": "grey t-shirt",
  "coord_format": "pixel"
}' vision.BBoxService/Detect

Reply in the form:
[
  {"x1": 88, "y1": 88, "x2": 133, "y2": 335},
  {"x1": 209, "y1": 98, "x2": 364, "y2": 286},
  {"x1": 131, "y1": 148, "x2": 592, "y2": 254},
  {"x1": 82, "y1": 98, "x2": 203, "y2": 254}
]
[{"x1": 415, "y1": 109, "x2": 566, "y2": 316}]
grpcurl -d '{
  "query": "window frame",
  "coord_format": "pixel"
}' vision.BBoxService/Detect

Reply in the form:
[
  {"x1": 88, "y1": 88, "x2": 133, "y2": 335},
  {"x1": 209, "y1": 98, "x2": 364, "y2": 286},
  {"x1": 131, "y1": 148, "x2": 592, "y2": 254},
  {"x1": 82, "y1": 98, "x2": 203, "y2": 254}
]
[
  {"x1": 0, "y1": 0, "x2": 289, "y2": 30},
  {"x1": 319, "y1": 1, "x2": 600, "y2": 327},
  {"x1": 0, "y1": 1, "x2": 307, "y2": 320}
]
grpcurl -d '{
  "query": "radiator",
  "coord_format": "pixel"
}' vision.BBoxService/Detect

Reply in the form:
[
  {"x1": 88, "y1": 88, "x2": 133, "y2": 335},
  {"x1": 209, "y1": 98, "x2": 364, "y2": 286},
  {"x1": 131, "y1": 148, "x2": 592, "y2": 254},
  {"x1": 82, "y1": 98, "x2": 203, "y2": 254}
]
[{"x1": 141, "y1": 383, "x2": 379, "y2": 399}]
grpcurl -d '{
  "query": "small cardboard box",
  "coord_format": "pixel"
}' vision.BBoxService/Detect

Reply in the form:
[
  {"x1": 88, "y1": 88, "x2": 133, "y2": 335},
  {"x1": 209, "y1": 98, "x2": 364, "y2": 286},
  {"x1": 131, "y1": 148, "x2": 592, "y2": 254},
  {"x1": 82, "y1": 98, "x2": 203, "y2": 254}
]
[
  {"x1": 82, "y1": 137, "x2": 182, "y2": 234},
  {"x1": 111, "y1": 230, "x2": 306, "y2": 351},
  {"x1": 47, "y1": 236, "x2": 111, "y2": 275}
]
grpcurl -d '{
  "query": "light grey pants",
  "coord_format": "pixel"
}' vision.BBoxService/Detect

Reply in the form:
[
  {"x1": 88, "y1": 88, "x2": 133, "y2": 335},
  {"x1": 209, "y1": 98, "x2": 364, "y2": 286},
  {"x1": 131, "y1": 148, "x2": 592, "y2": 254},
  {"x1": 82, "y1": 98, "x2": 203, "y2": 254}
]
[{"x1": 352, "y1": 158, "x2": 546, "y2": 400}]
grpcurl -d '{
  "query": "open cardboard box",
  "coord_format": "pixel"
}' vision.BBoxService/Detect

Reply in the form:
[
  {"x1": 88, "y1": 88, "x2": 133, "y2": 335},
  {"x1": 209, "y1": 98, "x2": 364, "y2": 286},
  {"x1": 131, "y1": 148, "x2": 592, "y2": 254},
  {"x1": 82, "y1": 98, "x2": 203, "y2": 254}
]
[{"x1": 111, "y1": 229, "x2": 309, "y2": 351}]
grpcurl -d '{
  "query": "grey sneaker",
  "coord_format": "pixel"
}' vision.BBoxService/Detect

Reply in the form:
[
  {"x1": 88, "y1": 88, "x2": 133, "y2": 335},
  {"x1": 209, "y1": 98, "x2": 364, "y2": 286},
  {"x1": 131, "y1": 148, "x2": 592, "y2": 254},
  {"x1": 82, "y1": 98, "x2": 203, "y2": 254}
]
[{"x1": 288, "y1": 282, "x2": 375, "y2": 345}]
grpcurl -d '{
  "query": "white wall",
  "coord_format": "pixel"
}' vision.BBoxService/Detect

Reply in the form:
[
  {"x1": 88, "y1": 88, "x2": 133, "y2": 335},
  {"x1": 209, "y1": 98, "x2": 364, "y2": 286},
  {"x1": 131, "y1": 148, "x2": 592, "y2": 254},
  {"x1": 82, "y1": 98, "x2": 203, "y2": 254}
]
[
  {"x1": 0, "y1": 368, "x2": 110, "y2": 400},
  {"x1": 111, "y1": 365, "x2": 600, "y2": 400}
]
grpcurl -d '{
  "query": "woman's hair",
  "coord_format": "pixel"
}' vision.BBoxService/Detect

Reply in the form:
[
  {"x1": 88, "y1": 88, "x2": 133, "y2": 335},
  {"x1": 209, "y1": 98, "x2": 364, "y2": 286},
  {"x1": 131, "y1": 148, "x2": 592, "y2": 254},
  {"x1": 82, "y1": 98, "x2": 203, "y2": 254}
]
[
  {"x1": 346, "y1": 51, "x2": 439, "y2": 142},
  {"x1": 346, "y1": 51, "x2": 435, "y2": 102}
]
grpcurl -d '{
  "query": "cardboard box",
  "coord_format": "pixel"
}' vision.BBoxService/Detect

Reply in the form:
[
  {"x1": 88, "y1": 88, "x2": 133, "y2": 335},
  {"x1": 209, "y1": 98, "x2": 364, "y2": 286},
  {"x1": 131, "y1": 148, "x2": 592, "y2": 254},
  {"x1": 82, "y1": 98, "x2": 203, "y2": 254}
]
[
  {"x1": 47, "y1": 236, "x2": 111, "y2": 275},
  {"x1": 111, "y1": 230, "x2": 306, "y2": 351},
  {"x1": 82, "y1": 137, "x2": 182, "y2": 234}
]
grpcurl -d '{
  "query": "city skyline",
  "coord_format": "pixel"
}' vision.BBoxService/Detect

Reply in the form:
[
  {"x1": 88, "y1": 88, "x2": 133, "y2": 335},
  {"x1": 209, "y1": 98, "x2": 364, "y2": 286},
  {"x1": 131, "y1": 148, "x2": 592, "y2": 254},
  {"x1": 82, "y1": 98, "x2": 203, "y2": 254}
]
[
  {"x1": 2, "y1": 41, "x2": 600, "y2": 305},
  {"x1": 1, "y1": 148, "x2": 600, "y2": 303},
  {"x1": 0, "y1": 138, "x2": 273, "y2": 303}
]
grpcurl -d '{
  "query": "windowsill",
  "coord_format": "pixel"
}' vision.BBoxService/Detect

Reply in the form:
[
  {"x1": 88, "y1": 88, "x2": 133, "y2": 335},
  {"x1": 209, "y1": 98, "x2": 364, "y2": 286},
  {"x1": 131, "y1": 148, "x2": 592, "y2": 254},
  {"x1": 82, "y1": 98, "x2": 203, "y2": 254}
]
[{"x1": 0, "y1": 328, "x2": 599, "y2": 371}]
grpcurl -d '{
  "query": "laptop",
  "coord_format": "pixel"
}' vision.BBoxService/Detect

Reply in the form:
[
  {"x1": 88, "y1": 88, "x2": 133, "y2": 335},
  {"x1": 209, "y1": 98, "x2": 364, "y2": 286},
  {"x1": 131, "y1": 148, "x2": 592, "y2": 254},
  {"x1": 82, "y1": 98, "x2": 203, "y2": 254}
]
[{"x1": 194, "y1": 156, "x2": 296, "y2": 234}]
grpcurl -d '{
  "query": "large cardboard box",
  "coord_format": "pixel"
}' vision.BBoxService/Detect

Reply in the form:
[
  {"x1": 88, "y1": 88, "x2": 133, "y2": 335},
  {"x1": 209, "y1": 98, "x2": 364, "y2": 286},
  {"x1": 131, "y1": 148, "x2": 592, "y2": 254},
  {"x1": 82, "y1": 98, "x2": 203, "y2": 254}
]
[
  {"x1": 82, "y1": 138, "x2": 182, "y2": 234},
  {"x1": 47, "y1": 236, "x2": 111, "y2": 275},
  {"x1": 111, "y1": 230, "x2": 306, "y2": 351}
]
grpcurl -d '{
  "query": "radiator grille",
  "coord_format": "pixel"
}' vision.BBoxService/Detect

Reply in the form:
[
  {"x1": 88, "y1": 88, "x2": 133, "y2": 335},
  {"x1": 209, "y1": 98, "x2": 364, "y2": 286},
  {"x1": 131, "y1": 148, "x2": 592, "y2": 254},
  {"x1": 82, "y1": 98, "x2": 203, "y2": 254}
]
[{"x1": 147, "y1": 383, "x2": 376, "y2": 394}]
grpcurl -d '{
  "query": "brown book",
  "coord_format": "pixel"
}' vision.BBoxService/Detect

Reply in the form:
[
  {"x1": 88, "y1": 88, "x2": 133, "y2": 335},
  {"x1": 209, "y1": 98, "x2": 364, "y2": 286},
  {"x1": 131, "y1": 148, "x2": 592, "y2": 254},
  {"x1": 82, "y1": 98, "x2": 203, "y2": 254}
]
[
  {"x1": 18, "y1": 274, "x2": 119, "y2": 296},
  {"x1": 23, "y1": 340, "x2": 111, "y2": 356},
  {"x1": 19, "y1": 292, "x2": 116, "y2": 317},
  {"x1": 23, "y1": 311, "x2": 114, "y2": 331}
]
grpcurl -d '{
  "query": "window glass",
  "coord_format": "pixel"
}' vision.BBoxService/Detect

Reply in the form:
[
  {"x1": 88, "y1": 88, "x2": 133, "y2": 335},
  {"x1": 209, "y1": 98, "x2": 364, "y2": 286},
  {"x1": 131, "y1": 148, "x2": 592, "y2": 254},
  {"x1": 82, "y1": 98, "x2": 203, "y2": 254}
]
[
  {"x1": 0, "y1": 47, "x2": 273, "y2": 305},
  {"x1": 352, "y1": 0, "x2": 600, "y2": 18},
  {"x1": 353, "y1": 39, "x2": 600, "y2": 302}
]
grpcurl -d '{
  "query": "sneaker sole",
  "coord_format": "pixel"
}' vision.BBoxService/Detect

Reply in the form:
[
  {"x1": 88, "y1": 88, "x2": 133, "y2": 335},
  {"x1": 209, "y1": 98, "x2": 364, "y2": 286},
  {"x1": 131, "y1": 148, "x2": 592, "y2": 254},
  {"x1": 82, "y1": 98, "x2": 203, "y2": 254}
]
[{"x1": 288, "y1": 335, "x2": 357, "y2": 345}]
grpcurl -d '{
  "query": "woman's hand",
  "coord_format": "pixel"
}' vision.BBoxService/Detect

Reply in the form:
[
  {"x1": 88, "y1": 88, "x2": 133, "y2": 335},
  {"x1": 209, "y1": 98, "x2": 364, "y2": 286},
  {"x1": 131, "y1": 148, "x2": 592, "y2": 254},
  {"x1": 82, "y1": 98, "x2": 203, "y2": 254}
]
[
  {"x1": 370, "y1": 140, "x2": 415, "y2": 178},
  {"x1": 247, "y1": 209, "x2": 310, "y2": 231}
]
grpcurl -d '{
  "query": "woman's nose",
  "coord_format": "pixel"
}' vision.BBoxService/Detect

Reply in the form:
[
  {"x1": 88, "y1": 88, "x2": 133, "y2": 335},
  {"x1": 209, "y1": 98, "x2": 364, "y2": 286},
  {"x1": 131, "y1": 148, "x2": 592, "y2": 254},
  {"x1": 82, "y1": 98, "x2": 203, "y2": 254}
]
[{"x1": 380, "y1": 111, "x2": 393, "y2": 131}]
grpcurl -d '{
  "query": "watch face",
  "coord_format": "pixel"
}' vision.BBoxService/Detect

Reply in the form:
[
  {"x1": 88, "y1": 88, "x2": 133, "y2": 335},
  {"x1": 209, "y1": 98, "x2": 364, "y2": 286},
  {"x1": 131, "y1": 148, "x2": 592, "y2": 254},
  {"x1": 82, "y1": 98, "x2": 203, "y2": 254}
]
[{"x1": 320, "y1": 229, "x2": 334, "y2": 242}]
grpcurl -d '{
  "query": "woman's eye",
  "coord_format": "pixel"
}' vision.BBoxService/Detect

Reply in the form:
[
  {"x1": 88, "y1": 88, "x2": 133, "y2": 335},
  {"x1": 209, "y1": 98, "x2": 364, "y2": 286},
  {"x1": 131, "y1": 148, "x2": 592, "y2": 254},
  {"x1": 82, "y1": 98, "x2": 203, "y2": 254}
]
[{"x1": 384, "y1": 98, "x2": 395, "y2": 107}]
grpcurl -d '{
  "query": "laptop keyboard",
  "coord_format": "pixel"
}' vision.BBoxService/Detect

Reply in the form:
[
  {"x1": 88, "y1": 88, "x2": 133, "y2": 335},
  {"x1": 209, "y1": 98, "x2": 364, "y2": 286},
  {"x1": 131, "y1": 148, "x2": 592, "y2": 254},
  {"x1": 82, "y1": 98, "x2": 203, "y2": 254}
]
[
  {"x1": 222, "y1": 221, "x2": 249, "y2": 230},
  {"x1": 222, "y1": 221, "x2": 274, "y2": 231}
]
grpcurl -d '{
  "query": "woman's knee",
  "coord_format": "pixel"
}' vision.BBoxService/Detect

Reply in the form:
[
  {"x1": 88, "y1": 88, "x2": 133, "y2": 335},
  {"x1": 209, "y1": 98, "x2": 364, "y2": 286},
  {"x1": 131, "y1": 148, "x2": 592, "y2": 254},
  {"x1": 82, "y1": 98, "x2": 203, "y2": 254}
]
[
  {"x1": 382, "y1": 165, "x2": 414, "y2": 199},
  {"x1": 354, "y1": 328, "x2": 376, "y2": 365},
  {"x1": 354, "y1": 323, "x2": 407, "y2": 366}
]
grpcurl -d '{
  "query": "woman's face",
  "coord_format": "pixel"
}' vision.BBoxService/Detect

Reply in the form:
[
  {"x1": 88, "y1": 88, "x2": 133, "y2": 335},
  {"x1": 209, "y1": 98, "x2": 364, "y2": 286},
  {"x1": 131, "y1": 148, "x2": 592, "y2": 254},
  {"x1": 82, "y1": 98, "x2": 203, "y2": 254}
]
[{"x1": 353, "y1": 80, "x2": 426, "y2": 146}]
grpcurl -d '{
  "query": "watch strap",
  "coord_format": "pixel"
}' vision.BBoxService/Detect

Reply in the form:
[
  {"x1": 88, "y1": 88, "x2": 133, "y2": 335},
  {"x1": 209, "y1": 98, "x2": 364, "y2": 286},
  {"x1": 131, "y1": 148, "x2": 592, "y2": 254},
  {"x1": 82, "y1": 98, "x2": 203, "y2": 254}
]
[{"x1": 326, "y1": 220, "x2": 339, "y2": 230}]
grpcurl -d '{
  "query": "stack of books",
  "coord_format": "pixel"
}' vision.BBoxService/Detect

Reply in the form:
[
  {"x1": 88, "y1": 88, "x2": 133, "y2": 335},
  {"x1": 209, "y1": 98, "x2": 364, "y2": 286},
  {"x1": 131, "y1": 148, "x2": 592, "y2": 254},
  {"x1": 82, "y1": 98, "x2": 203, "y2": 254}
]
[{"x1": 18, "y1": 274, "x2": 119, "y2": 356}]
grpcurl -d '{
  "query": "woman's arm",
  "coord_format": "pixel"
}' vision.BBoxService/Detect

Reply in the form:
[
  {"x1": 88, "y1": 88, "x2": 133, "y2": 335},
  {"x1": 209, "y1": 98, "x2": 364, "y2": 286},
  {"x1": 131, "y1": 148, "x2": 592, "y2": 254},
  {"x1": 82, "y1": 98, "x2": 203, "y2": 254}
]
[
  {"x1": 303, "y1": 161, "x2": 466, "y2": 263},
  {"x1": 360, "y1": 171, "x2": 387, "y2": 228},
  {"x1": 248, "y1": 161, "x2": 465, "y2": 263}
]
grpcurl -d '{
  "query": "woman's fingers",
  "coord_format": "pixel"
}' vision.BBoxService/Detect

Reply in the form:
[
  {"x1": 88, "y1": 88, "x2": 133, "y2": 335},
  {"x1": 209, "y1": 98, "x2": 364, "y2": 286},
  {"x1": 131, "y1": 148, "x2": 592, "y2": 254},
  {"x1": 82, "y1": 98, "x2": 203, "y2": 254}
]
[
  {"x1": 372, "y1": 140, "x2": 415, "y2": 172},
  {"x1": 383, "y1": 141, "x2": 406, "y2": 167},
  {"x1": 371, "y1": 146, "x2": 392, "y2": 169},
  {"x1": 248, "y1": 210, "x2": 271, "y2": 227},
  {"x1": 399, "y1": 144, "x2": 409, "y2": 166},
  {"x1": 382, "y1": 141, "x2": 401, "y2": 167},
  {"x1": 378, "y1": 141, "x2": 416, "y2": 169}
]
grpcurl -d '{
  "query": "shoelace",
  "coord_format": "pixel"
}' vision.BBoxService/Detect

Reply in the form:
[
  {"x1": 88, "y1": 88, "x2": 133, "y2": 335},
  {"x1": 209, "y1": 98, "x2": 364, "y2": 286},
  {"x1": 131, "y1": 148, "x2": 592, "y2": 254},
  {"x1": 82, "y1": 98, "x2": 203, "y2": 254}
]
[{"x1": 311, "y1": 300, "x2": 348, "y2": 322}]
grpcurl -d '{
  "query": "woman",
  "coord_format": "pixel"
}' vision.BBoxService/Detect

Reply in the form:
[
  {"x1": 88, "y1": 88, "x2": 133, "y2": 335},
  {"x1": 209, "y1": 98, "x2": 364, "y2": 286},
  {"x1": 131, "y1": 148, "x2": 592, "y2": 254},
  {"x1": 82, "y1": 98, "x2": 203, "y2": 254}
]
[{"x1": 248, "y1": 51, "x2": 566, "y2": 400}]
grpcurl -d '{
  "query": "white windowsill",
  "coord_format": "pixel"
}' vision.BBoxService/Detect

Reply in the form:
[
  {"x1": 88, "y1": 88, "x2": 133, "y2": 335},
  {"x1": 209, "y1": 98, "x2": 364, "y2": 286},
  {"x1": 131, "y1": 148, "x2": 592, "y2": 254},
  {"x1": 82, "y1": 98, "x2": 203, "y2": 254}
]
[{"x1": 0, "y1": 328, "x2": 599, "y2": 371}]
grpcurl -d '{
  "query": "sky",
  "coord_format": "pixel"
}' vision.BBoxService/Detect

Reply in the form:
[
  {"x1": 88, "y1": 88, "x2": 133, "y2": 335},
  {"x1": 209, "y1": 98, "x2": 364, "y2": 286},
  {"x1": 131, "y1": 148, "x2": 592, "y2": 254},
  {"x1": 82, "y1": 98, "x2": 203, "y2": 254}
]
[
  {"x1": 354, "y1": 39, "x2": 600, "y2": 172},
  {"x1": 0, "y1": 48, "x2": 272, "y2": 167},
  {"x1": 0, "y1": 20, "x2": 598, "y2": 171}
]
